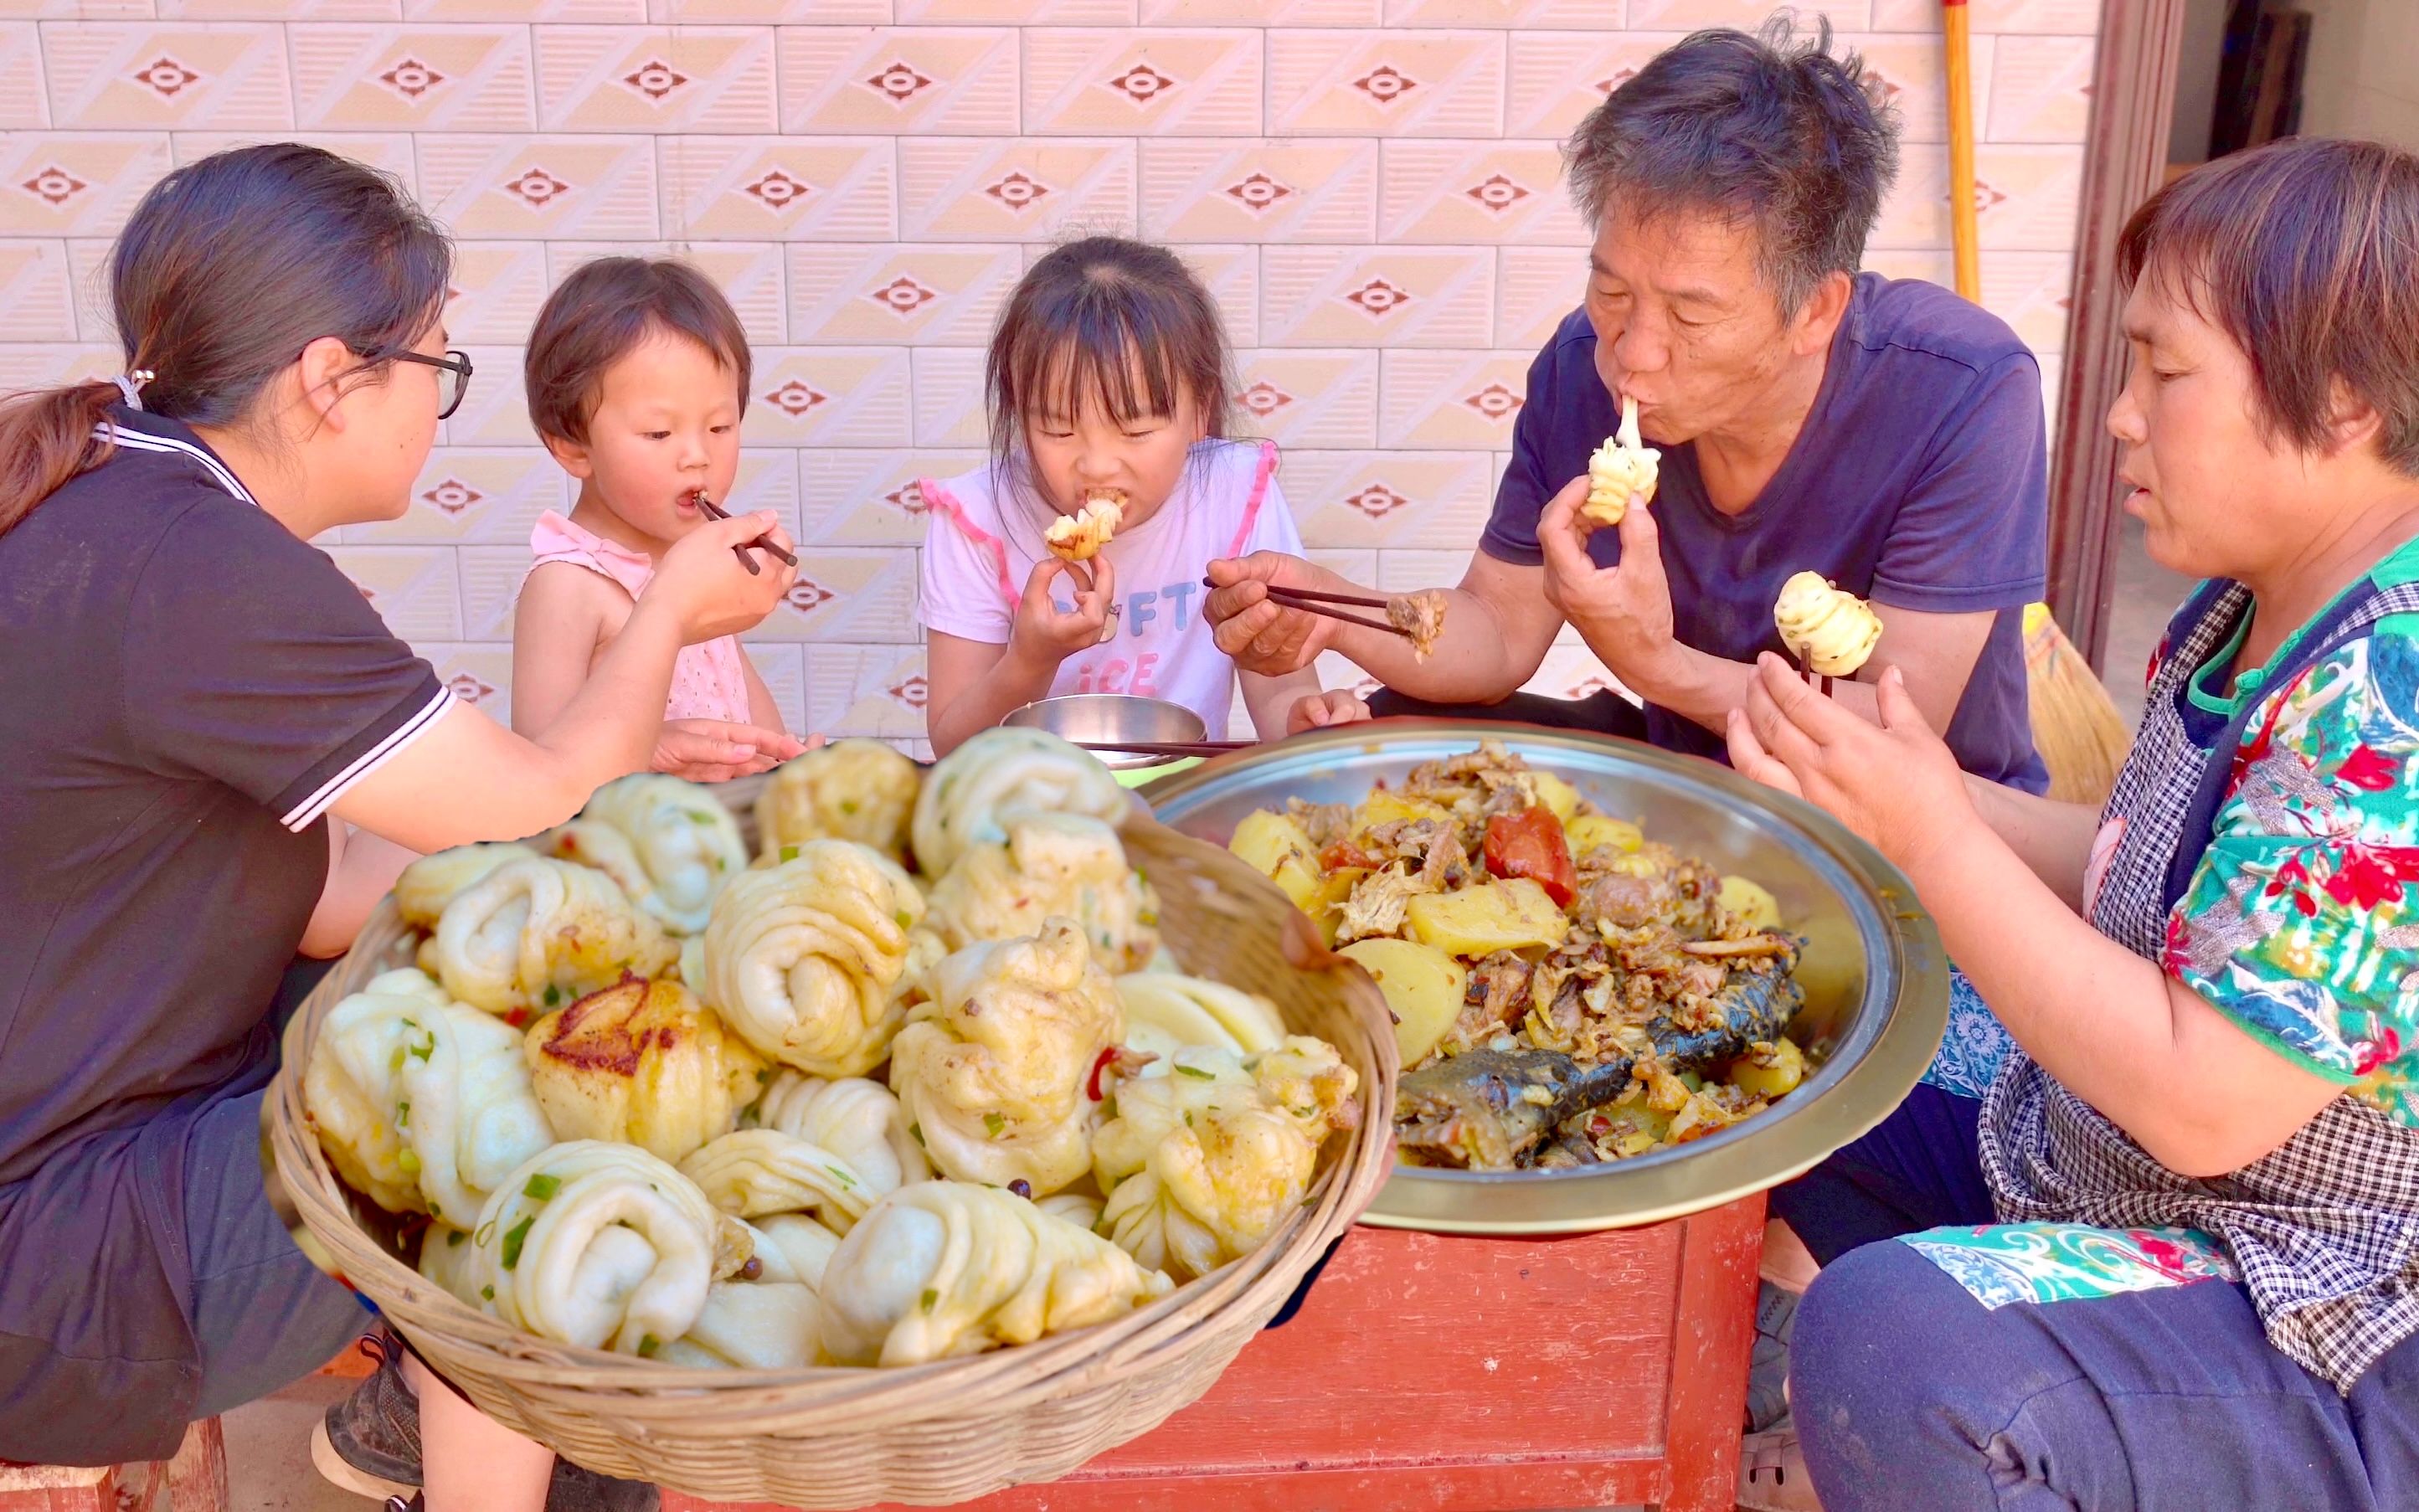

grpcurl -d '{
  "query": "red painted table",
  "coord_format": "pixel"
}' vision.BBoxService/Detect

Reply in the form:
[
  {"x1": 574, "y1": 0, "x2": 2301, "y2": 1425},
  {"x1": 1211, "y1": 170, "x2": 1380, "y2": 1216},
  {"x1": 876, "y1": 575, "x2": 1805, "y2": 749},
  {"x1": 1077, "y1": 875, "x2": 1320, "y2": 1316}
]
[{"x1": 667, "y1": 1193, "x2": 1764, "y2": 1512}]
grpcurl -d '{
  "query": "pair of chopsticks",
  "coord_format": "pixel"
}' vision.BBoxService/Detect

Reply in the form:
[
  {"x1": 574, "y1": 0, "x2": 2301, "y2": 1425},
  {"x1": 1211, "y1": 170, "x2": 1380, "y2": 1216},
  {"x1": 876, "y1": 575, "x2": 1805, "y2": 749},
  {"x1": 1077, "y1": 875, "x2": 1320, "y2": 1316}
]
[
  {"x1": 689, "y1": 490, "x2": 798, "y2": 575},
  {"x1": 1200, "y1": 577, "x2": 1415, "y2": 641},
  {"x1": 1074, "y1": 739, "x2": 1253, "y2": 758},
  {"x1": 1794, "y1": 654, "x2": 1835, "y2": 698}
]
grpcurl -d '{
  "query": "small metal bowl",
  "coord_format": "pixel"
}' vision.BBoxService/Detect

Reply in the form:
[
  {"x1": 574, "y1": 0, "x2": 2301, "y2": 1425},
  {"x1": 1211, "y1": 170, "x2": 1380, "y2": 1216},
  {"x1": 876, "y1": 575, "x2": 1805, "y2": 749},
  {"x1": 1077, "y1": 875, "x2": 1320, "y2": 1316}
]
[{"x1": 1002, "y1": 693, "x2": 1209, "y2": 769}]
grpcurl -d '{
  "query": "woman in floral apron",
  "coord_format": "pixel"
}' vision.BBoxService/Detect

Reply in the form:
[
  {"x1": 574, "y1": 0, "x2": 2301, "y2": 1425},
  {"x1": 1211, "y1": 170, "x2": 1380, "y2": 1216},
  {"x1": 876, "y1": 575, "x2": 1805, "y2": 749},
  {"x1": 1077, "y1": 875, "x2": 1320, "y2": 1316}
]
[{"x1": 1727, "y1": 136, "x2": 2419, "y2": 1509}]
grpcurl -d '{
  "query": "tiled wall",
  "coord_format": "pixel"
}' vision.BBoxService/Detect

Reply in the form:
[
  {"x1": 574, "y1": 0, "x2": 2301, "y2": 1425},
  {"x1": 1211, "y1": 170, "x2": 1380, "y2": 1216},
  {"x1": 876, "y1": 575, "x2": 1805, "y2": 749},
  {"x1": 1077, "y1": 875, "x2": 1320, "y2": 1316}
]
[{"x1": 0, "y1": 0, "x2": 2099, "y2": 750}]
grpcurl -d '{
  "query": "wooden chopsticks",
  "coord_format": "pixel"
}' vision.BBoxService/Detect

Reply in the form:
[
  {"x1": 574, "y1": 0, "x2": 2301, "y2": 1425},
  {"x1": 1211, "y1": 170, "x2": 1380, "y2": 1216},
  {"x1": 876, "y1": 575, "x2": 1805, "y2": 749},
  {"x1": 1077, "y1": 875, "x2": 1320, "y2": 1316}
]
[
  {"x1": 690, "y1": 490, "x2": 799, "y2": 574},
  {"x1": 1199, "y1": 576, "x2": 1414, "y2": 640}
]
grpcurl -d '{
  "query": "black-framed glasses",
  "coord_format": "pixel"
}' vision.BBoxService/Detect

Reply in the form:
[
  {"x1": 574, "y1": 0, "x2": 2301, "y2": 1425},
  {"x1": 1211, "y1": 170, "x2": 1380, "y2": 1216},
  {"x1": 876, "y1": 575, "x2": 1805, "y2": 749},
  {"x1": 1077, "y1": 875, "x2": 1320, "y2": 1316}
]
[{"x1": 389, "y1": 348, "x2": 475, "y2": 419}]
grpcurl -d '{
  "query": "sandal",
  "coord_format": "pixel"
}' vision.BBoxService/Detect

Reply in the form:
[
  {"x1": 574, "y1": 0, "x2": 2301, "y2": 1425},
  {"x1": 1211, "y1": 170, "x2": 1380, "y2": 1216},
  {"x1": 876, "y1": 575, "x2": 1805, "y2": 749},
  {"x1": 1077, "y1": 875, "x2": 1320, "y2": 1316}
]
[{"x1": 1737, "y1": 1427, "x2": 1824, "y2": 1511}]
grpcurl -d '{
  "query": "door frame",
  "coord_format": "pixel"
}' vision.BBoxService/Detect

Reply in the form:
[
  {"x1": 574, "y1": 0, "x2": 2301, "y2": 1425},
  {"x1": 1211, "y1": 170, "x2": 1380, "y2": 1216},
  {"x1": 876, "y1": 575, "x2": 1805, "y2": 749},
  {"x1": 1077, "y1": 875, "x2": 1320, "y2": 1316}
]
[{"x1": 2047, "y1": 0, "x2": 2193, "y2": 670}]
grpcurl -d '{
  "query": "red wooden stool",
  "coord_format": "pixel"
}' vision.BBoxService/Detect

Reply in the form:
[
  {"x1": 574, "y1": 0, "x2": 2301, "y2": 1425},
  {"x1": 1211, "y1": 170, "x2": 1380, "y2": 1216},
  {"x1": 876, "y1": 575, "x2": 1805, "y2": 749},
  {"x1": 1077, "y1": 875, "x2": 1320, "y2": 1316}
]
[
  {"x1": 0, "y1": 1417, "x2": 228, "y2": 1512},
  {"x1": 666, "y1": 1193, "x2": 1763, "y2": 1512}
]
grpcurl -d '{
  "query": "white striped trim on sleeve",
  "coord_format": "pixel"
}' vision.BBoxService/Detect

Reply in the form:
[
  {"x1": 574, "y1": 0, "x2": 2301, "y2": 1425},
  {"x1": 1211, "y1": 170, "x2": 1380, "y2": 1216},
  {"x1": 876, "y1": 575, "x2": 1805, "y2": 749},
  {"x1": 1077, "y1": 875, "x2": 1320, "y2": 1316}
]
[{"x1": 280, "y1": 686, "x2": 455, "y2": 832}]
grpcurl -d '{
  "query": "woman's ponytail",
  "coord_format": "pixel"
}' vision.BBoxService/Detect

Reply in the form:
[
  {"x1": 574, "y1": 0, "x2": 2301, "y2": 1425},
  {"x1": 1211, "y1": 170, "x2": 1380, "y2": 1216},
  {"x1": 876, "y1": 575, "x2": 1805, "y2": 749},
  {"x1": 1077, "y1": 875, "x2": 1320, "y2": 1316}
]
[
  {"x1": 0, "y1": 380, "x2": 124, "y2": 537},
  {"x1": 0, "y1": 141, "x2": 450, "y2": 541}
]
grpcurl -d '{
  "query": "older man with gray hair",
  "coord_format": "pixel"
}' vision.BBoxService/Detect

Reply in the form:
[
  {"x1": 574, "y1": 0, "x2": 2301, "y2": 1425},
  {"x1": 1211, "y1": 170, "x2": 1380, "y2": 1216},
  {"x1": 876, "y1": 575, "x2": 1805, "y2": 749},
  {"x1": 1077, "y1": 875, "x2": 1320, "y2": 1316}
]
[{"x1": 1208, "y1": 18, "x2": 2050, "y2": 794}]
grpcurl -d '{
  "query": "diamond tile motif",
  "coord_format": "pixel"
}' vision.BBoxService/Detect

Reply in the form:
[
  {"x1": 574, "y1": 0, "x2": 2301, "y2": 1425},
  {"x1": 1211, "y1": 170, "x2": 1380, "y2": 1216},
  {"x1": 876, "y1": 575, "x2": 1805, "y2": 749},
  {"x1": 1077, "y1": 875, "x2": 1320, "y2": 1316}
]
[
  {"x1": 868, "y1": 275, "x2": 939, "y2": 316},
  {"x1": 863, "y1": 60, "x2": 933, "y2": 104},
  {"x1": 621, "y1": 59, "x2": 687, "y2": 100},
  {"x1": 1105, "y1": 61, "x2": 1176, "y2": 104},
  {"x1": 744, "y1": 167, "x2": 809, "y2": 210},
  {"x1": 1342, "y1": 277, "x2": 1411, "y2": 316},
  {"x1": 22, "y1": 166, "x2": 87, "y2": 206},
  {"x1": 131, "y1": 56, "x2": 202, "y2": 98},
  {"x1": 378, "y1": 57, "x2": 445, "y2": 99},
  {"x1": 0, "y1": 0, "x2": 2106, "y2": 718},
  {"x1": 766, "y1": 378, "x2": 826, "y2": 417},
  {"x1": 983, "y1": 169, "x2": 1049, "y2": 211}
]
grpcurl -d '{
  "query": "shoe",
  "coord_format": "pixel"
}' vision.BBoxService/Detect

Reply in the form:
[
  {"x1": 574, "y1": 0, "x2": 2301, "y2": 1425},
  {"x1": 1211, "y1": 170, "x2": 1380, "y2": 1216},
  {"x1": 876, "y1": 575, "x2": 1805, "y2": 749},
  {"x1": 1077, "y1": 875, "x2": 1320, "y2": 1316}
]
[
  {"x1": 313, "y1": 1329, "x2": 661, "y2": 1511},
  {"x1": 1737, "y1": 1428, "x2": 1824, "y2": 1511},
  {"x1": 1743, "y1": 1281, "x2": 1799, "y2": 1434}
]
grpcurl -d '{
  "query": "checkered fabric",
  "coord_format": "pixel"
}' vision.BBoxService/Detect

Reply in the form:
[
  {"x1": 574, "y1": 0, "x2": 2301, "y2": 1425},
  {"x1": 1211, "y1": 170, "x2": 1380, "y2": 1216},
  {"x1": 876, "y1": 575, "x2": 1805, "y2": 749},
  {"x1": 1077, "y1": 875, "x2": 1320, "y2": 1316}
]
[{"x1": 1980, "y1": 578, "x2": 2419, "y2": 1394}]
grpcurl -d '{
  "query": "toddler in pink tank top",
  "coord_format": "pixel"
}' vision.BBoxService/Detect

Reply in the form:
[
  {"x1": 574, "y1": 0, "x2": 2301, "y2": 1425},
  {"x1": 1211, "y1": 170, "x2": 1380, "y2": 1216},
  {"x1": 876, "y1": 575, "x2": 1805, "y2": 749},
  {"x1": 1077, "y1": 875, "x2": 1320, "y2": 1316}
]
[{"x1": 510, "y1": 257, "x2": 802, "y2": 780}]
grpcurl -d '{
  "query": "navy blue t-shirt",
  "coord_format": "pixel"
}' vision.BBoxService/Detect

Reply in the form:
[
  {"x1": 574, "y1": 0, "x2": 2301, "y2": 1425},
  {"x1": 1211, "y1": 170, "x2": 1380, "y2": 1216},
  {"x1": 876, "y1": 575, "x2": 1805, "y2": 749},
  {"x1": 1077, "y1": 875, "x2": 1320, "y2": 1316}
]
[{"x1": 1481, "y1": 272, "x2": 2051, "y2": 793}]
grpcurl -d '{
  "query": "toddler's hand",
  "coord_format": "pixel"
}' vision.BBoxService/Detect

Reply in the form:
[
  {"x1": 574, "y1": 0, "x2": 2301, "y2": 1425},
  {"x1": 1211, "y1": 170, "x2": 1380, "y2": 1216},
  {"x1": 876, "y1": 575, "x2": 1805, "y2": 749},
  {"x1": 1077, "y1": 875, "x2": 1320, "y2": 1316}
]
[
  {"x1": 653, "y1": 717, "x2": 805, "y2": 783},
  {"x1": 1286, "y1": 689, "x2": 1372, "y2": 735},
  {"x1": 1008, "y1": 557, "x2": 1117, "y2": 669},
  {"x1": 646, "y1": 511, "x2": 797, "y2": 645}
]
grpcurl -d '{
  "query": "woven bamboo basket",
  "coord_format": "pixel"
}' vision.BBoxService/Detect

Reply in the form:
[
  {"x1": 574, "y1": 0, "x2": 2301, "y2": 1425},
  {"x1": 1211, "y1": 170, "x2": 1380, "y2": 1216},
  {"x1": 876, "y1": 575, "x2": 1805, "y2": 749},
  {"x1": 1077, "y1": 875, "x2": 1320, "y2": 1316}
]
[{"x1": 265, "y1": 793, "x2": 1397, "y2": 1508}]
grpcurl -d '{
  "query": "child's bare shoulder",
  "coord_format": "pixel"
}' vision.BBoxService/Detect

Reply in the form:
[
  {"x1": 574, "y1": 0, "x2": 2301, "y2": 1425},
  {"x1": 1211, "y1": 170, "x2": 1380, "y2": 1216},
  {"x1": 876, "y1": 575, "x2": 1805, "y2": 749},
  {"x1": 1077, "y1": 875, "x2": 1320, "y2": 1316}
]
[{"x1": 517, "y1": 558, "x2": 630, "y2": 640}]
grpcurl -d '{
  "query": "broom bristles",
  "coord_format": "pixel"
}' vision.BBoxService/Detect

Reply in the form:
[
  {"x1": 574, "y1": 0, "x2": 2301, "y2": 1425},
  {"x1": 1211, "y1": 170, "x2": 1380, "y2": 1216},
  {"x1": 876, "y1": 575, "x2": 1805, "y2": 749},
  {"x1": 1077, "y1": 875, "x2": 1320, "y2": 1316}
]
[{"x1": 2023, "y1": 603, "x2": 2134, "y2": 808}]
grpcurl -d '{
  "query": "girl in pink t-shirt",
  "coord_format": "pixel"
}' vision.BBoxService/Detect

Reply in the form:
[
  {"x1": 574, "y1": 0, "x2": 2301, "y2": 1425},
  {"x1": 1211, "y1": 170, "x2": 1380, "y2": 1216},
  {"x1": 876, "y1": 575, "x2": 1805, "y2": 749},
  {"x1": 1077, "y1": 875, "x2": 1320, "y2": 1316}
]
[
  {"x1": 921, "y1": 237, "x2": 1351, "y2": 754},
  {"x1": 512, "y1": 257, "x2": 804, "y2": 781}
]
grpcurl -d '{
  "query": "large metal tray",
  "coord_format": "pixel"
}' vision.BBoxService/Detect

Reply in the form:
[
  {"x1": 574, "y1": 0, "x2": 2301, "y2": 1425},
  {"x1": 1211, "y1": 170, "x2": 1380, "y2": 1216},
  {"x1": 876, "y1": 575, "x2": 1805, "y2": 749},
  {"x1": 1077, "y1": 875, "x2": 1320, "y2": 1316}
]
[{"x1": 1140, "y1": 720, "x2": 1948, "y2": 1235}]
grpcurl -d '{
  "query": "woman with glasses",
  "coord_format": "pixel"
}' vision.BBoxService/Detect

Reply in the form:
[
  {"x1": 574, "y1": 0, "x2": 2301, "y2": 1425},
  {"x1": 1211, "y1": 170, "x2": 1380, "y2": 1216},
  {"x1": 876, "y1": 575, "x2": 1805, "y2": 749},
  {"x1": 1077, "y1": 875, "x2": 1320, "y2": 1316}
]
[{"x1": 0, "y1": 145, "x2": 793, "y2": 1509}]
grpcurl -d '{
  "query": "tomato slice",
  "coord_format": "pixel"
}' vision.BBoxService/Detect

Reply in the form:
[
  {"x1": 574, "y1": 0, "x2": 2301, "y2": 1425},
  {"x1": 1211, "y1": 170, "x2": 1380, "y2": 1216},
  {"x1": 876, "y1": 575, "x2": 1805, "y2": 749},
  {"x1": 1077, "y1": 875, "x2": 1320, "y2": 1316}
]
[
  {"x1": 1482, "y1": 807, "x2": 1576, "y2": 908},
  {"x1": 1320, "y1": 841, "x2": 1379, "y2": 872}
]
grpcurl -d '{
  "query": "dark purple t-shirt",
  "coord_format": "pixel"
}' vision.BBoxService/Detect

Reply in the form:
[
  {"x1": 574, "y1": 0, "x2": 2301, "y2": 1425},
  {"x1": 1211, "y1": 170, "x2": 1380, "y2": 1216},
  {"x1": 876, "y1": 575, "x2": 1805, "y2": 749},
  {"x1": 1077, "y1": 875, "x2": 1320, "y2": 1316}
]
[{"x1": 1481, "y1": 272, "x2": 2051, "y2": 793}]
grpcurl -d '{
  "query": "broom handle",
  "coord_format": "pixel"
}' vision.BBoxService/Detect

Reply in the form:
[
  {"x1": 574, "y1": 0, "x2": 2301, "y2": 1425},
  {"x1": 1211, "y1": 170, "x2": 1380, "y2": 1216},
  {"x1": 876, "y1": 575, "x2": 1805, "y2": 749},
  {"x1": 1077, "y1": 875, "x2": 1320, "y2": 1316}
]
[{"x1": 1943, "y1": 0, "x2": 1982, "y2": 301}]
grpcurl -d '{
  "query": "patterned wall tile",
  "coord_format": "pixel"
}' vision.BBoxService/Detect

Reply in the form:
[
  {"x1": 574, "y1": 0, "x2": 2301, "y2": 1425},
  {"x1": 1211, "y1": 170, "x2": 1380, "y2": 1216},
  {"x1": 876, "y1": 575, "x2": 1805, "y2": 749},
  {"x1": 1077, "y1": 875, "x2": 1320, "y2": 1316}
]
[
  {"x1": 162, "y1": 0, "x2": 396, "y2": 17},
  {"x1": 775, "y1": 28, "x2": 1017, "y2": 135},
  {"x1": 1383, "y1": 0, "x2": 1635, "y2": 22},
  {"x1": 453, "y1": 543, "x2": 529, "y2": 641},
  {"x1": 170, "y1": 129, "x2": 415, "y2": 178},
  {"x1": 442, "y1": 240, "x2": 550, "y2": 343},
  {"x1": 290, "y1": 25, "x2": 536, "y2": 132},
  {"x1": 417, "y1": 133, "x2": 659, "y2": 237},
  {"x1": 1627, "y1": 0, "x2": 1869, "y2": 27},
  {"x1": 1872, "y1": 0, "x2": 2096, "y2": 33},
  {"x1": 1372, "y1": 547, "x2": 1473, "y2": 591},
  {"x1": 1378, "y1": 140, "x2": 1584, "y2": 244},
  {"x1": 1528, "y1": 641, "x2": 1624, "y2": 703},
  {"x1": 1974, "y1": 247, "x2": 2075, "y2": 357},
  {"x1": 64, "y1": 237, "x2": 111, "y2": 340},
  {"x1": 409, "y1": 0, "x2": 641, "y2": 19},
  {"x1": 0, "y1": 133, "x2": 173, "y2": 236},
  {"x1": 350, "y1": 447, "x2": 569, "y2": 543},
  {"x1": 1377, "y1": 347, "x2": 1529, "y2": 450},
  {"x1": 328, "y1": 544, "x2": 465, "y2": 640},
  {"x1": 1262, "y1": 245, "x2": 1495, "y2": 348},
  {"x1": 1231, "y1": 349, "x2": 1379, "y2": 450},
  {"x1": 657, "y1": 135, "x2": 895, "y2": 241},
  {"x1": 908, "y1": 344, "x2": 983, "y2": 445},
  {"x1": 419, "y1": 642, "x2": 515, "y2": 717},
  {"x1": 1174, "y1": 243, "x2": 1258, "y2": 347},
  {"x1": 547, "y1": 239, "x2": 788, "y2": 345},
  {"x1": 1867, "y1": 140, "x2": 2080, "y2": 251},
  {"x1": 801, "y1": 446, "x2": 980, "y2": 546},
  {"x1": 904, "y1": 0, "x2": 1133, "y2": 18},
  {"x1": 533, "y1": 25, "x2": 776, "y2": 133},
  {"x1": 444, "y1": 344, "x2": 533, "y2": 444},
  {"x1": 43, "y1": 23, "x2": 292, "y2": 129},
  {"x1": 0, "y1": 0, "x2": 152, "y2": 17},
  {"x1": 1138, "y1": 139, "x2": 1377, "y2": 244},
  {"x1": 749, "y1": 345, "x2": 915, "y2": 445},
  {"x1": 784, "y1": 241, "x2": 1021, "y2": 344},
  {"x1": 0, "y1": 240, "x2": 75, "y2": 340},
  {"x1": 0, "y1": 23, "x2": 46, "y2": 126},
  {"x1": 1494, "y1": 244, "x2": 1583, "y2": 347},
  {"x1": 718, "y1": 441, "x2": 807, "y2": 530},
  {"x1": 799, "y1": 642, "x2": 929, "y2": 738},
  {"x1": 0, "y1": 342, "x2": 117, "y2": 388},
  {"x1": 1985, "y1": 33, "x2": 2094, "y2": 144},
  {"x1": 1022, "y1": 28, "x2": 1262, "y2": 136},
  {"x1": 1504, "y1": 30, "x2": 1673, "y2": 139},
  {"x1": 1145, "y1": 0, "x2": 1371, "y2": 19},
  {"x1": 746, "y1": 640, "x2": 805, "y2": 738},
  {"x1": 749, "y1": 545, "x2": 920, "y2": 642},
  {"x1": 1844, "y1": 31, "x2": 1994, "y2": 146},
  {"x1": 1265, "y1": 30, "x2": 1504, "y2": 136},
  {"x1": 897, "y1": 138, "x2": 1136, "y2": 242},
  {"x1": 653, "y1": 0, "x2": 883, "y2": 21},
  {"x1": 1282, "y1": 449, "x2": 1497, "y2": 549}
]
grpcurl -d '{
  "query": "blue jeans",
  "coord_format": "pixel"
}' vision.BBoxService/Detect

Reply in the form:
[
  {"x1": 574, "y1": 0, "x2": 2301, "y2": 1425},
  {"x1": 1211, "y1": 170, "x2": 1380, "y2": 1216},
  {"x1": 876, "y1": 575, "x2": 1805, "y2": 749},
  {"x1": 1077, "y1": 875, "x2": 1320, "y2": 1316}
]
[{"x1": 1771, "y1": 1090, "x2": 2419, "y2": 1510}]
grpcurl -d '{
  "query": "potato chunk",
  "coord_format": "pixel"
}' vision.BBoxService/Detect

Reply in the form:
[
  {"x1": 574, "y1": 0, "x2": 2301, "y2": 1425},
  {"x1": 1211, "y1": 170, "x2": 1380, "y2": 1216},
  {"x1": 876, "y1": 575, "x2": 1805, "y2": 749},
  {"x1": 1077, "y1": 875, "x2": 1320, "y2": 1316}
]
[{"x1": 1405, "y1": 878, "x2": 1570, "y2": 958}]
